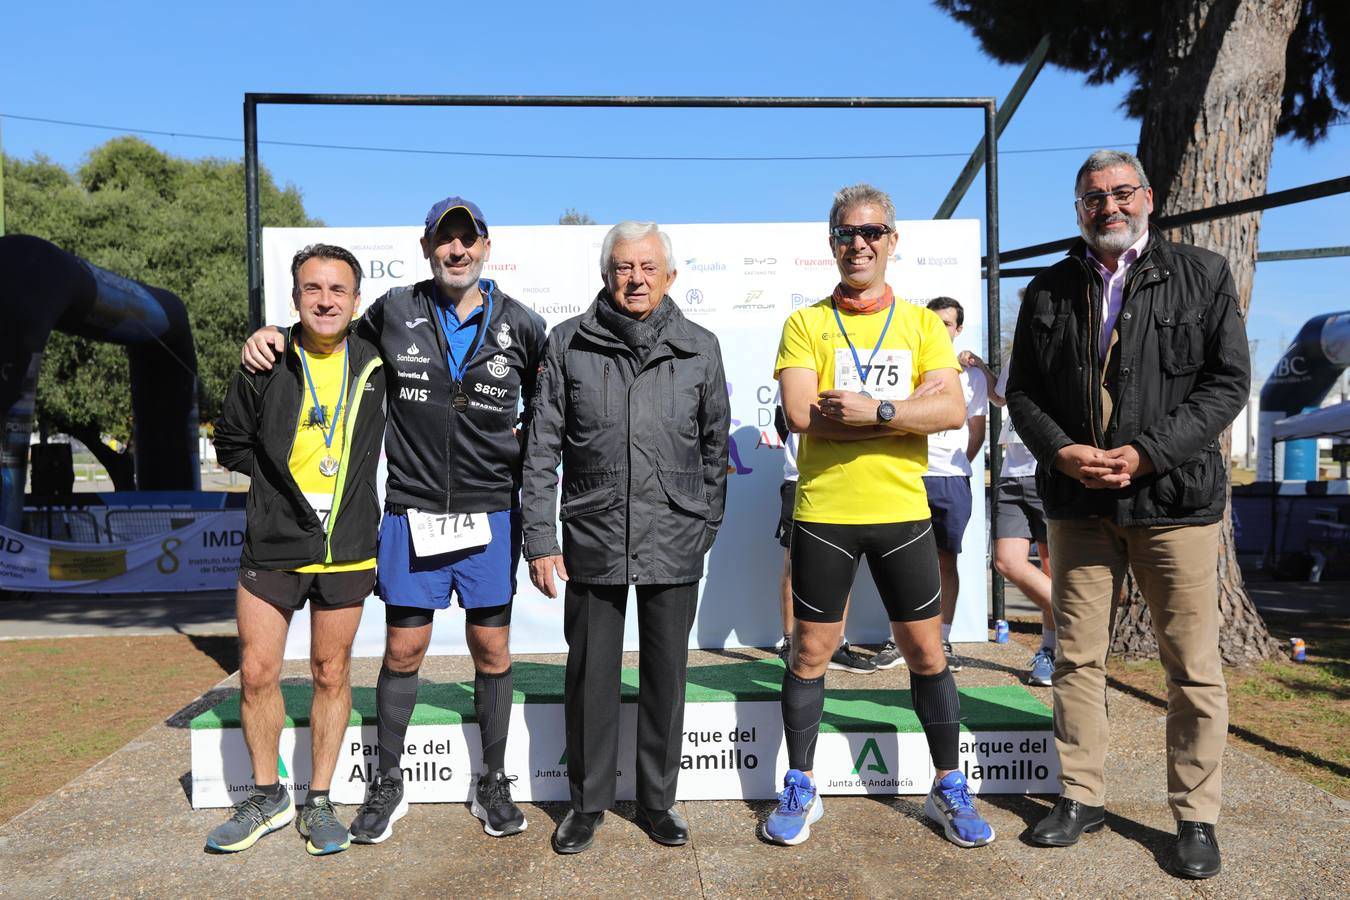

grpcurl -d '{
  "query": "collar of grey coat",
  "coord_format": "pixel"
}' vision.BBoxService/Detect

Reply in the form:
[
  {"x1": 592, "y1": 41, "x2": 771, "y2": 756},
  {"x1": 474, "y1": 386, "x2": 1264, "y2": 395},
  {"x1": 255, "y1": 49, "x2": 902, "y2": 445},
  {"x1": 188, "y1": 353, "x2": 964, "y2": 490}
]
[{"x1": 579, "y1": 291, "x2": 699, "y2": 357}]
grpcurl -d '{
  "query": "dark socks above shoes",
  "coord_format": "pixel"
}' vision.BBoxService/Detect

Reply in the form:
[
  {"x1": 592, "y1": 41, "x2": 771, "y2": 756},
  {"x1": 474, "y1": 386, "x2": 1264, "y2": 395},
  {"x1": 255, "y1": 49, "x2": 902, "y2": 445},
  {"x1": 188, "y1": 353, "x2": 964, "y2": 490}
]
[
  {"x1": 376, "y1": 665, "x2": 420, "y2": 773},
  {"x1": 256, "y1": 781, "x2": 286, "y2": 802},
  {"x1": 474, "y1": 666, "x2": 514, "y2": 773}
]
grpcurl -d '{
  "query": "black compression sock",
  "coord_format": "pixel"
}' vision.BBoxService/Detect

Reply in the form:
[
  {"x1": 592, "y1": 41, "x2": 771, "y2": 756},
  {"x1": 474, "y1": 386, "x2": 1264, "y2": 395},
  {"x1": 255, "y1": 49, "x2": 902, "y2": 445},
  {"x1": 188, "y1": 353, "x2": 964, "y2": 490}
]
[
  {"x1": 781, "y1": 669, "x2": 826, "y2": 772},
  {"x1": 910, "y1": 666, "x2": 961, "y2": 772},
  {"x1": 376, "y1": 665, "x2": 420, "y2": 774},
  {"x1": 474, "y1": 666, "x2": 514, "y2": 773}
]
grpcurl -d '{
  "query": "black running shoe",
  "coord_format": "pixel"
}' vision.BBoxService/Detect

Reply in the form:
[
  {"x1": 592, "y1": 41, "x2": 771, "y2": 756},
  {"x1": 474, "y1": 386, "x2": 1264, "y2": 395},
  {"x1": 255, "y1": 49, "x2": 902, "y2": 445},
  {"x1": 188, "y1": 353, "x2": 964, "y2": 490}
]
[
  {"x1": 349, "y1": 770, "x2": 408, "y2": 844},
  {"x1": 471, "y1": 769, "x2": 528, "y2": 837},
  {"x1": 828, "y1": 640, "x2": 877, "y2": 674},
  {"x1": 943, "y1": 640, "x2": 964, "y2": 673}
]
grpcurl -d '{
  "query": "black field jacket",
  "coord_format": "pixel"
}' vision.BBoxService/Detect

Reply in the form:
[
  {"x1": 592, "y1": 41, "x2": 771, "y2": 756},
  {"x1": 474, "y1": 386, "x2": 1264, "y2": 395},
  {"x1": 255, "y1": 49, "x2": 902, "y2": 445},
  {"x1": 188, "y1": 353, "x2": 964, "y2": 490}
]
[
  {"x1": 1006, "y1": 228, "x2": 1250, "y2": 526},
  {"x1": 357, "y1": 279, "x2": 547, "y2": 514},
  {"x1": 215, "y1": 327, "x2": 386, "y2": 569},
  {"x1": 522, "y1": 295, "x2": 730, "y2": 585}
]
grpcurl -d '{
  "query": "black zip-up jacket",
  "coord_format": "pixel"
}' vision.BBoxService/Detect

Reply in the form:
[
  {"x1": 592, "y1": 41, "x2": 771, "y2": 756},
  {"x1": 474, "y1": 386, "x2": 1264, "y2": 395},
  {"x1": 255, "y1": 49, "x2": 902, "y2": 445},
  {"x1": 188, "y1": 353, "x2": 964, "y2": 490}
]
[
  {"x1": 1006, "y1": 227, "x2": 1250, "y2": 526},
  {"x1": 522, "y1": 294, "x2": 730, "y2": 585},
  {"x1": 356, "y1": 278, "x2": 547, "y2": 514},
  {"x1": 214, "y1": 326, "x2": 386, "y2": 569}
]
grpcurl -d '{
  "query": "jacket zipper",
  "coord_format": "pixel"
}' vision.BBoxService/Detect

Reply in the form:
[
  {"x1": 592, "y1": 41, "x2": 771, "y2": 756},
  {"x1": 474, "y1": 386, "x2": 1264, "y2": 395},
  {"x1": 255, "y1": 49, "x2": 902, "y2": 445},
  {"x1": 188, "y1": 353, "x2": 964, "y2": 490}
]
[
  {"x1": 1082, "y1": 266, "x2": 1104, "y2": 448},
  {"x1": 323, "y1": 355, "x2": 382, "y2": 564},
  {"x1": 604, "y1": 362, "x2": 611, "y2": 418}
]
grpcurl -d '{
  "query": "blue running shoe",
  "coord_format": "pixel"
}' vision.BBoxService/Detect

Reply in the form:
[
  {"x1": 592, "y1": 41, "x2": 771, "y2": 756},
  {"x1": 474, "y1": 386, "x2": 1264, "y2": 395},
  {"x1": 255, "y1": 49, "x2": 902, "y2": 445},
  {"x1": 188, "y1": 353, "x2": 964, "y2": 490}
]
[
  {"x1": 761, "y1": 769, "x2": 823, "y2": 846},
  {"x1": 1028, "y1": 647, "x2": 1055, "y2": 687},
  {"x1": 924, "y1": 770, "x2": 995, "y2": 847}
]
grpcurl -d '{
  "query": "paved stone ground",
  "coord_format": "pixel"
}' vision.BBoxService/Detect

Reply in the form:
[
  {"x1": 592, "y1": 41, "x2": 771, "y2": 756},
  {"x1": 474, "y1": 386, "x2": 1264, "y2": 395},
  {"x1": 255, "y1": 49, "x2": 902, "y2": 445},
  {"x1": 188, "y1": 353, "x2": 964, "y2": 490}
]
[{"x1": 2, "y1": 640, "x2": 1346, "y2": 899}]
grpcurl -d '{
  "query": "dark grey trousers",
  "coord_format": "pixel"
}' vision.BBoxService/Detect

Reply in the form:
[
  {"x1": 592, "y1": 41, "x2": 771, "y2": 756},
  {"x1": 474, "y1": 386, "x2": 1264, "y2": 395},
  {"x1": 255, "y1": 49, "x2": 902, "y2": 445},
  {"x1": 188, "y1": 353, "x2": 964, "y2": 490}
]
[{"x1": 562, "y1": 581, "x2": 699, "y2": 812}]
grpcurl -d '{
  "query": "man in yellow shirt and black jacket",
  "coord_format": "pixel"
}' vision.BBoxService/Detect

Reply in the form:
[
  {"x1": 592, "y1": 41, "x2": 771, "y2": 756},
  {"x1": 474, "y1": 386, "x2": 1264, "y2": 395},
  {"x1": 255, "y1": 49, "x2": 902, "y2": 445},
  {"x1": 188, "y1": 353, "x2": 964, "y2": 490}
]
[{"x1": 210, "y1": 243, "x2": 385, "y2": 857}]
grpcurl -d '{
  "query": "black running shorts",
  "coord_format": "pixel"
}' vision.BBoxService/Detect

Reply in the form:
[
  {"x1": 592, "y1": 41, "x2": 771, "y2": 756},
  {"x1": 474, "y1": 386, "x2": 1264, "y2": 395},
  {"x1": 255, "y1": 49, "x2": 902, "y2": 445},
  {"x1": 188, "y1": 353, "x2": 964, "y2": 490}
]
[
  {"x1": 240, "y1": 567, "x2": 374, "y2": 611},
  {"x1": 789, "y1": 519, "x2": 941, "y2": 624}
]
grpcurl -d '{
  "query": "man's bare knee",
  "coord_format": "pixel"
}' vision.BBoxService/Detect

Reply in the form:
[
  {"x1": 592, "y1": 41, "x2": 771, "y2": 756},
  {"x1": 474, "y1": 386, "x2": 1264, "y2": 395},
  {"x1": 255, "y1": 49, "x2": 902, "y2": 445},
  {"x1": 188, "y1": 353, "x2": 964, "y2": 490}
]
[
  {"x1": 311, "y1": 653, "x2": 351, "y2": 693},
  {"x1": 240, "y1": 654, "x2": 281, "y2": 695}
]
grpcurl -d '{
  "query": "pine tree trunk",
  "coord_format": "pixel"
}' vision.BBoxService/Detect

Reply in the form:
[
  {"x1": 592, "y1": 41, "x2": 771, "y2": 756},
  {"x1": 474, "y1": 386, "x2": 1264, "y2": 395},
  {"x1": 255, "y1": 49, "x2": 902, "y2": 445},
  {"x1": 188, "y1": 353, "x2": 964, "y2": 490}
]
[{"x1": 1112, "y1": 0, "x2": 1301, "y2": 663}]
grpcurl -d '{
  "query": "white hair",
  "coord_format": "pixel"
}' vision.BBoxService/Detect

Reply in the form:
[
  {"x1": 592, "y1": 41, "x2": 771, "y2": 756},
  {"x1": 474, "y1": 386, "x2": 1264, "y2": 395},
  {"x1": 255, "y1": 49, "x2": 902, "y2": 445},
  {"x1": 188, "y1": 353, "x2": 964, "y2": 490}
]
[
  {"x1": 1075, "y1": 149, "x2": 1150, "y2": 195},
  {"x1": 830, "y1": 184, "x2": 896, "y2": 230},
  {"x1": 600, "y1": 221, "x2": 675, "y2": 274}
]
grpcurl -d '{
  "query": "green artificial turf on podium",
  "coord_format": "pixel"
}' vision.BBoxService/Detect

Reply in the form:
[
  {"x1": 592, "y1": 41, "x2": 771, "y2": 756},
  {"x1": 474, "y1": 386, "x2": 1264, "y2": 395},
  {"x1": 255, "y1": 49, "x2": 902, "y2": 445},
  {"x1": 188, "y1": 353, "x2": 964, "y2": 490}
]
[{"x1": 192, "y1": 658, "x2": 1051, "y2": 733}]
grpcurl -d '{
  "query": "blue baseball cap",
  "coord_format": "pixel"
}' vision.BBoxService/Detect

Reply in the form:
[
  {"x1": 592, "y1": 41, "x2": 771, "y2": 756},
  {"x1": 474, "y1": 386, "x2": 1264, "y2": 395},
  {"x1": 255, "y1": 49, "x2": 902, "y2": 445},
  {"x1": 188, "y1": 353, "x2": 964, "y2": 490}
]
[{"x1": 424, "y1": 196, "x2": 488, "y2": 239}]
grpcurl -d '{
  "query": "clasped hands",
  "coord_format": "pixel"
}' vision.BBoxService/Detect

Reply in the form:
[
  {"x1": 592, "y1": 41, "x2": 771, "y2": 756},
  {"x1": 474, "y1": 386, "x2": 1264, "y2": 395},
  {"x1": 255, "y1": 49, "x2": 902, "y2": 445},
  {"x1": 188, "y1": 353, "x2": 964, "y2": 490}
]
[{"x1": 1054, "y1": 443, "x2": 1154, "y2": 489}]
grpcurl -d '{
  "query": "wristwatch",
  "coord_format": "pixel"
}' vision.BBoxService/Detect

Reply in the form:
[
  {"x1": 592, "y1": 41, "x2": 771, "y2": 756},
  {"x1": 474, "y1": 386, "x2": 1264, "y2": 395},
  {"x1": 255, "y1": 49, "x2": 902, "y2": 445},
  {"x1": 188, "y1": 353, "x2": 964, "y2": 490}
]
[{"x1": 876, "y1": 400, "x2": 896, "y2": 424}]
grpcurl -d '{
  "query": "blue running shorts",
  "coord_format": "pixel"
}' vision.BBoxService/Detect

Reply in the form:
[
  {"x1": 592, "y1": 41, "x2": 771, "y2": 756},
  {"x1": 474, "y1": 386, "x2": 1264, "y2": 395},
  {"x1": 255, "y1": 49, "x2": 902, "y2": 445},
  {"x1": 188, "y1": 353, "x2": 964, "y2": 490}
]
[{"x1": 376, "y1": 507, "x2": 520, "y2": 610}]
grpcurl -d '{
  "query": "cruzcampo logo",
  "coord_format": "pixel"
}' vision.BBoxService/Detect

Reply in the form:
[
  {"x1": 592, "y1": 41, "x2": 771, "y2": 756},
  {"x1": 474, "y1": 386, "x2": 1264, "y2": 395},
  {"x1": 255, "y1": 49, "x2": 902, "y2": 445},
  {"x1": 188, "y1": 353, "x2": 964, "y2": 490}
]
[{"x1": 852, "y1": 738, "x2": 888, "y2": 775}]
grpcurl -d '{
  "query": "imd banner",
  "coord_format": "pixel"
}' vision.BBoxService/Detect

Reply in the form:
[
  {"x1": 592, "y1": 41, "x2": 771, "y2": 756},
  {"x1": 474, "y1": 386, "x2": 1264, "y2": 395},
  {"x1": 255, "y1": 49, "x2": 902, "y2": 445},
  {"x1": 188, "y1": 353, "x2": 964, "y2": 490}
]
[{"x1": 0, "y1": 513, "x2": 245, "y2": 593}]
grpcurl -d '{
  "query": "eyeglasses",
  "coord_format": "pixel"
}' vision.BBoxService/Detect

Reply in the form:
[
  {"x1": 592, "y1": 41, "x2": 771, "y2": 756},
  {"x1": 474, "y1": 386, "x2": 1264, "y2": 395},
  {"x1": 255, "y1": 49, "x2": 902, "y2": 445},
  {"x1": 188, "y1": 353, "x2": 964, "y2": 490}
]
[
  {"x1": 1076, "y1": 185, "x2": 1146, "y2": 213},
  {"x1": 830, "y1": 224, "x2": 893, "y2": 243}
]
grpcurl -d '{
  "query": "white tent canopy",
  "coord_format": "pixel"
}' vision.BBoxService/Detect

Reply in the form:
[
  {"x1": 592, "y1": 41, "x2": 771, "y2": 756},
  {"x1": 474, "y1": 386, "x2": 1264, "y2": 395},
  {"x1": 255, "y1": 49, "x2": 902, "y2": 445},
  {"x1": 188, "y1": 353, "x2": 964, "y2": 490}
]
[{"x1": 1272, "y1": 401, "x2": 1350, "y2": 442}]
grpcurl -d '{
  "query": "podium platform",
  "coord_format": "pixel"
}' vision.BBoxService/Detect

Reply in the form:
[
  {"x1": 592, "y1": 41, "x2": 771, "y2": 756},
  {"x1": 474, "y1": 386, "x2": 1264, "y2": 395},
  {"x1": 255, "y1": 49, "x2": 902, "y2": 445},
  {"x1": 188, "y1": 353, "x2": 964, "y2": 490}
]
[{"x1": 191, "y1": 658, "x2": 1058, "y2": 808}]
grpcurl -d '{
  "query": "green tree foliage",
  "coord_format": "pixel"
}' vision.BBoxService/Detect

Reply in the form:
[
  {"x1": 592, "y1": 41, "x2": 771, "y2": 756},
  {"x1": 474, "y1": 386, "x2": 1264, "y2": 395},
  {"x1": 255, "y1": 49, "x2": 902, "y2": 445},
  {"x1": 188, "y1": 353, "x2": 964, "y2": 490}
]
[
  {"x1": 558, "y1": 208, "x2": 596, "y2": 225},
  {"x1": 3, "y1": 137, "x2": 317, "y2": 473},
  {"x1": 933, "y1": 0, "x2": 1348, "y2": 141}
]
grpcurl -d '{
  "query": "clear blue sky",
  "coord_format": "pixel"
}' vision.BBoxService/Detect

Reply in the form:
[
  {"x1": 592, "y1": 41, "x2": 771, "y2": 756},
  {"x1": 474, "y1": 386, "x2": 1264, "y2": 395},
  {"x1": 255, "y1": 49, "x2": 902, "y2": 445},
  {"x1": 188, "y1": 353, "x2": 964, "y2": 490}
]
[{"x1": 3, "y1": 0, "x2": 1346, "y2": 383}]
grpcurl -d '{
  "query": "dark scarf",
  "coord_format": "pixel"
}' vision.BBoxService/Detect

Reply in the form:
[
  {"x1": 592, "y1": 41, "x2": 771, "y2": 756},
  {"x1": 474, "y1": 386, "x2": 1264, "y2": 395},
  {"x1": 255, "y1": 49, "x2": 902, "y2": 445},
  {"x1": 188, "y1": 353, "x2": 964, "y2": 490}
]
[{"x1": 595, "y1": 291, "x2": 677, "y2": 363}]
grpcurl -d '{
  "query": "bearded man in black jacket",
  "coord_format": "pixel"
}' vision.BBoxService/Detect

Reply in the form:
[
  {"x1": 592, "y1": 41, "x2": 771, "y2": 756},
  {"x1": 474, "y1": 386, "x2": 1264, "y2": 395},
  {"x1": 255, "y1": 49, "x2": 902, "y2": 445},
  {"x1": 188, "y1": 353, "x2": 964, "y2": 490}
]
[{"x1": 1006, "y1": 150, "x2": 1249, "y2": 880}]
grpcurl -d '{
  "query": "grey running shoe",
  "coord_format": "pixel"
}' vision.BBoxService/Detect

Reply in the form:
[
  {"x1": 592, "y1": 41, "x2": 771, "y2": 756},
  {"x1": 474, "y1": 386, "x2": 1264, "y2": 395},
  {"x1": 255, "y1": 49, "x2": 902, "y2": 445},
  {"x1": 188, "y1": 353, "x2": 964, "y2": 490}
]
[
  {"x1": 943, "y1": 640, "x2": 964, "y2": 673},
  {"x1": 828, "y1": 640, "x2": 877, "y2": 673},
  {"x1": 297, "y1": 794, "x2": 350, "y2": 856},
  {"x1": 349, "y1": 770, "x2": 409, "y2": 844},
  {"x1": 1028, "y1": 647, "x2": 1055, "y2": 686},
  {"x1": 471, "y1": 770, "x2": 528, "y2": 837},
  {"x1": 205, "y1": 787, "x2": 294, "y2": 853},
  {"x1": 873, "y1": 640, "x2": 906, "y2": 670}
]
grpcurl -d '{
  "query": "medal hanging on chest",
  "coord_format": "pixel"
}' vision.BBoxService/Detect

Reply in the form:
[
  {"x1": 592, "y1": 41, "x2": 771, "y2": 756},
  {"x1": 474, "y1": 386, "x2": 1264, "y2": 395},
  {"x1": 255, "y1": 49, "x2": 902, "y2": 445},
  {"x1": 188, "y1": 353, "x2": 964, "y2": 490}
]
[
  {"x1": 299, "y1": 343, "x2": 349, "y2": 478},
  {"x1": 436, "y1": 289, "x2": 494, "y2": 415},
  {"x1": 832, "y1": 298, "x2": 894, "y2": 398}
]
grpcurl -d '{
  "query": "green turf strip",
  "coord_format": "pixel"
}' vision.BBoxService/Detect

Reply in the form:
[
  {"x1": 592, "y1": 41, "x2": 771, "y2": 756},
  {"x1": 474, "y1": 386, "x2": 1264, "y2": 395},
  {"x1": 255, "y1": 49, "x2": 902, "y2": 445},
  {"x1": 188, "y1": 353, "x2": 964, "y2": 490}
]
[{"x1": 191, "y1": 658, "x2": 1050, "y2": 732}]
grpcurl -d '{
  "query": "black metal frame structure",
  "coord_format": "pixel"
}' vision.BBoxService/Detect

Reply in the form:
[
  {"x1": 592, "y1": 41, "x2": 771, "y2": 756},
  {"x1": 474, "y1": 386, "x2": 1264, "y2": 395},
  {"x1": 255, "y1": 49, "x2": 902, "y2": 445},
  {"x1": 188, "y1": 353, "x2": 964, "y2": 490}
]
[{"x1": 242, "y1": 92, "x2": 1009, "y2": 617}]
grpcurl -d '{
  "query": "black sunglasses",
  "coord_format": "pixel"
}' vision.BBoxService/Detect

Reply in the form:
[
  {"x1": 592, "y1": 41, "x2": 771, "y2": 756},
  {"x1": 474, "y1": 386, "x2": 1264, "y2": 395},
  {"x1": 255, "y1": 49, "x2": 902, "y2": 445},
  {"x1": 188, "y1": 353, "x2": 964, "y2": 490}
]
[{"x1": 830, "y1": 224, "x2": 893, "y2": 243}]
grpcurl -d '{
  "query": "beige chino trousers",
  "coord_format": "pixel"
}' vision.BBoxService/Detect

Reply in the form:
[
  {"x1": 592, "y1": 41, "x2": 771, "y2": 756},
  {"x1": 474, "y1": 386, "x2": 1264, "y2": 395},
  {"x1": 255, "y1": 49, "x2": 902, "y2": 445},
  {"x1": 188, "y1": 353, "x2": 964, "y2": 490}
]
[{"x1": 1047, "y1": 518, "x2": 1227, "y2": 823}]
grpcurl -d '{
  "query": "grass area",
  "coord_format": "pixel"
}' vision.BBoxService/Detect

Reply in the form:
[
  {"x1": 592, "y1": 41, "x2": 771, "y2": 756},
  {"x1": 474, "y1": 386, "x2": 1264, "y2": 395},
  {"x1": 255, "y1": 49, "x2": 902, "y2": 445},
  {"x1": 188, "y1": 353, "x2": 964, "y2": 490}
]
[
  {"x1": 1016, "y1": 607, "x2": 1349, "y2": 800},
  {"x1": 0, "y1": 634, "x2": 237, "y2": 824}
]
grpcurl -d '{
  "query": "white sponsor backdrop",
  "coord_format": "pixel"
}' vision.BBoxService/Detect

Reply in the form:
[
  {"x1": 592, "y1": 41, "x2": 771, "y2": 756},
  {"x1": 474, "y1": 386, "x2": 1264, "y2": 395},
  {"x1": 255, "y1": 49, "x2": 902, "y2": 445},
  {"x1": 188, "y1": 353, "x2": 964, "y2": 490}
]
[
  {"x1": 264, "y1": 221, "x2": 985, "y2": 658},
  {"x1": 191, "y1": 703, "x2": 1056, "y2": 808},
  {"x1": 0, "y1": 514, "x2": 244, "y2": 593}
]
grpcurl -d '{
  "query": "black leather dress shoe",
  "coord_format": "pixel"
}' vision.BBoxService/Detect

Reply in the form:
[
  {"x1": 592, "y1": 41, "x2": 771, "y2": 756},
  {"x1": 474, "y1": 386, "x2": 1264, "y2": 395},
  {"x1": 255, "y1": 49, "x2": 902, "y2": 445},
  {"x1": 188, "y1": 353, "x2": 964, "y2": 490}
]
[
  {"x1": 1171, "y1": 821, "x2": 1221, "y2": 879},
  {"x1": 1030, "y1": 796, "x2": 1106, "y2": 846},
  {"x1": 551, "y1": 810, "x2": 604, "y2": 854},
  {"x1": 635, "y1": 805, "x2": 690, "y2": 846}
]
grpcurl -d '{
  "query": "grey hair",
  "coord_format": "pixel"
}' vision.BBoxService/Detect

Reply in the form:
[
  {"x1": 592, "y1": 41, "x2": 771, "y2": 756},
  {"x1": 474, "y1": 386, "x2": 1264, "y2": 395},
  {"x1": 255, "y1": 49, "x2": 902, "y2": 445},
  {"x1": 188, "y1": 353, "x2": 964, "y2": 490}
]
[
  {"x1": 829, "y1": 184, "x2": 896, "y2": 230},
  {"x1": 1075, "y1": 149, "x2": 1150, "y2": 195},
  {"x1": 600, "y1": 221, "x2": 675, "y2": 274}
]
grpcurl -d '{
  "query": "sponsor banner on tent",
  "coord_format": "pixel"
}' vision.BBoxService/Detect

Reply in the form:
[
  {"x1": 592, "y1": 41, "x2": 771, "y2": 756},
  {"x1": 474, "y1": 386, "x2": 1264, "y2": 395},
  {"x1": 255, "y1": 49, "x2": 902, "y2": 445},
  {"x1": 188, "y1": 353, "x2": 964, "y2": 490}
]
[
  {"x1": 191, "y1": 702, "x2": 1056, "y2": 808},
  {"x1": 0, "y1": 513, "x2": 245, "y2": 593},
  {"x1": 263, "y1": 221, "x2": 985, "y2": 656}
]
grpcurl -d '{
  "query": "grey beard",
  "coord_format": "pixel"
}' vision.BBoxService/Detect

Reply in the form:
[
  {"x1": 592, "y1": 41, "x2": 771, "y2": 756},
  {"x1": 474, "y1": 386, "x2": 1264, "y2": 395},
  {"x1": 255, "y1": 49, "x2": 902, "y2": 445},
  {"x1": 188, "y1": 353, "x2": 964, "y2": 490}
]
[{"x1": 1080, "y1": 214, "x2": 1146, "y2": 256}]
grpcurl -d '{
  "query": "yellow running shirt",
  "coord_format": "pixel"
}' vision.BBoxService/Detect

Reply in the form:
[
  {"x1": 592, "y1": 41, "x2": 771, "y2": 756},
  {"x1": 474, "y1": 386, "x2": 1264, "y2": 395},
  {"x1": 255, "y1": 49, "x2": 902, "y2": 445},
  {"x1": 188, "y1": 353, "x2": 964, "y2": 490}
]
[
  {"x1": 774, "y1": 298, "x2": 958, "y2": 525},
  {"x1": 289, "y1": 345, "x2": 375, "y2": 573}
]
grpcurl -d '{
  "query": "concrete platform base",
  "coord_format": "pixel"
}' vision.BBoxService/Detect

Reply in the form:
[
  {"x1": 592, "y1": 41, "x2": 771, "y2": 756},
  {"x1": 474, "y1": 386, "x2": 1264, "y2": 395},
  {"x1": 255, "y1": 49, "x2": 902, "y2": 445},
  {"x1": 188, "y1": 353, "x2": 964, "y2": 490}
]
[{"x1": 2, "y1": 643, "x2": 1346, "y2": 898}]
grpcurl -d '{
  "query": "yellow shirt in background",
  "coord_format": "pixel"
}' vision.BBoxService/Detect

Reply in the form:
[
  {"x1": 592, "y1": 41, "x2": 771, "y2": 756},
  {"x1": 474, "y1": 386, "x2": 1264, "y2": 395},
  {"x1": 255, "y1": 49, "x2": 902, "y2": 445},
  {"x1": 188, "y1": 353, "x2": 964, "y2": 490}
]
[
  {"x1": 289, "y1": 346, "x2": 375, "y2": 573},
  {"x1": 774, "y1": 298, "x2": 958, "y2": 525}
]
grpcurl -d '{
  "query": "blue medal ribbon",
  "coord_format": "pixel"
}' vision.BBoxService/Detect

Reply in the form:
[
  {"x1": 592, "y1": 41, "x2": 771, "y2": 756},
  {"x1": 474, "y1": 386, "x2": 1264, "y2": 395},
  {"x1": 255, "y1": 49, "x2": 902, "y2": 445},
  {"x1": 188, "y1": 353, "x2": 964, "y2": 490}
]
[
  {"x1": 297, "y1": 343, "x2": 348, "y2": 460},
  {"x1": 436, "y1": 285, "x2": 494, "y2": 384},
  {"x1": 831, "y1": 299, "x2": 895, "y2": 394}
]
